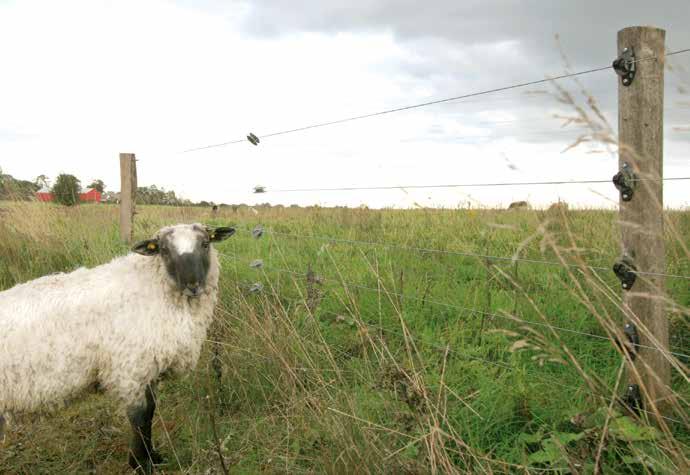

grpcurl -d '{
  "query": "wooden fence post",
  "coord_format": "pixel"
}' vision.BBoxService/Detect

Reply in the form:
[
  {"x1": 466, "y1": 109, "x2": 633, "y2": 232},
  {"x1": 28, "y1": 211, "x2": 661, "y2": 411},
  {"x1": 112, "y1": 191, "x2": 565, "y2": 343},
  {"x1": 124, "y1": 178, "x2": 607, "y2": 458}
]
[
  {"x1": 616, "y1": 26, "x2": 670, "y2": 419},
  {"x1": 119, "y1": 153, "x2": 137, "y2": 243}
]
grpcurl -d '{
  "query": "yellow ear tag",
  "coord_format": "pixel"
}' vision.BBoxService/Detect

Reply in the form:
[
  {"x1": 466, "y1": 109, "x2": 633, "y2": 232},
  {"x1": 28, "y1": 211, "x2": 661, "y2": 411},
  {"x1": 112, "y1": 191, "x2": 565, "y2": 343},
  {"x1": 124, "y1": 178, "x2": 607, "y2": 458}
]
[{"x1": 147, "y1": 243, "x2": 157, "y2": 251}]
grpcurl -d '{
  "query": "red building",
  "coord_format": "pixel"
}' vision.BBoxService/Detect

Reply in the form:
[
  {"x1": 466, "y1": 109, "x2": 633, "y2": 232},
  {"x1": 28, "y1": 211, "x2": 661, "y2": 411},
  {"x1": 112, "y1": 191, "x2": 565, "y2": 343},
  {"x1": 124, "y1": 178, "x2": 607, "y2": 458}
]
[
  {"x1": 36, "y1": 191, "x2": 54, "y2": 202},
  {"x1": 79, "y1": 188, "x2": 102, "y2": 202},
  {"x1": 35, "y1": 188, "x2": 102, "y2": 203}
]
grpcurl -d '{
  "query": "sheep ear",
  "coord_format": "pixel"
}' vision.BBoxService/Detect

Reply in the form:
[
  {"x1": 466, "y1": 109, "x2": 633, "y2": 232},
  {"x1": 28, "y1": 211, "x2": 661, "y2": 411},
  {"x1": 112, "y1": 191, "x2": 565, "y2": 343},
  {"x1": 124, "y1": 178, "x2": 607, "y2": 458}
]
[
  {"x1": 132, "y1": 239, "x2": 160, "y2": 256},
  {"x1": 208, "y1": 227, "x2": 235, "y2": 242}
]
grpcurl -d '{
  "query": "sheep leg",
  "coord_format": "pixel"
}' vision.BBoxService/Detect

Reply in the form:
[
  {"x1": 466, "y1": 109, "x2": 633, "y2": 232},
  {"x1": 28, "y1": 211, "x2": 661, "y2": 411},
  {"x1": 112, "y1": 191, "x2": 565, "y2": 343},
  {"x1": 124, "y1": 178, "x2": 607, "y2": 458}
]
[
  {"x1": 127, "y1": 385, "x2": 164, "y2": 473},
  {"x1": 209, "y1": 323, "x2": 226, "y2": 412},
  {"x1": 212, "y1": 341, "x2": 223, "y2": 386}
]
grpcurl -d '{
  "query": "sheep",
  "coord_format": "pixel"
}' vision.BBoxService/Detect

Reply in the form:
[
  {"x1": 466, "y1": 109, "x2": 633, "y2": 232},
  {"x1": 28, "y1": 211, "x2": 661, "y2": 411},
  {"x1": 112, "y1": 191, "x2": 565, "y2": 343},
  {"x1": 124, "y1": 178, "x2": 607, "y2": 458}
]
[
  {"x1": 508, "y1": 200, "x2": 531, "y2": 210},
  {"x1": 0, "y1": 223, "x2": 235, "y2": 473},
  {"x1": 548, "y1": 201, "x2": 569, "y2": 212}
]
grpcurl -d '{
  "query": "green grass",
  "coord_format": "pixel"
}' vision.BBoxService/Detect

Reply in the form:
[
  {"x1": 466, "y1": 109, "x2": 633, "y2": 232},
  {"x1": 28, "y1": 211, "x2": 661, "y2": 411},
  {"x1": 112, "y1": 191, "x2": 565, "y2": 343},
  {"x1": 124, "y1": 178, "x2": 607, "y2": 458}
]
[{"x1": 0, "y1": 201, "x2": 688, "y2": 474}]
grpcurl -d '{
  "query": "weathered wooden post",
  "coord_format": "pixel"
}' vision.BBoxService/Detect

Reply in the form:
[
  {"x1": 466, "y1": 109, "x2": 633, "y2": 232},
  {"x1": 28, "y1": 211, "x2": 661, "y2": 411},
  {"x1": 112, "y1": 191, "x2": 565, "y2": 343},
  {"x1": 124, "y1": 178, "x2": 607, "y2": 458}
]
[
  {"x1": 613, "y1": 26, "x2": 670, "y2": 419},
  {"x1": 119, "y1": 153, "x2": 137, "y2": 243}
]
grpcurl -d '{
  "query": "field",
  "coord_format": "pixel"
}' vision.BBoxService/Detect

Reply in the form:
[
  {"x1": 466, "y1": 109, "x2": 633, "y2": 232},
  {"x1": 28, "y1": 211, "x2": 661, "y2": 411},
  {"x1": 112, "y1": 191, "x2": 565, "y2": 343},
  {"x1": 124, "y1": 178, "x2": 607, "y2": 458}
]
[{"x1": 0, "y1": 201, "x2": 688, "y2": 474}]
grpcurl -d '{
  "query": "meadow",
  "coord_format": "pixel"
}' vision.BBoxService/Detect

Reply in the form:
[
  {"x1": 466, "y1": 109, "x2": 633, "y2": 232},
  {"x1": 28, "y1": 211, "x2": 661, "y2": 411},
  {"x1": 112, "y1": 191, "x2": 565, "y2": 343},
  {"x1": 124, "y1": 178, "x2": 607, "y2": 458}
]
[{"x1": 0, "y1": 201, "x2": 688, "y2": 474}]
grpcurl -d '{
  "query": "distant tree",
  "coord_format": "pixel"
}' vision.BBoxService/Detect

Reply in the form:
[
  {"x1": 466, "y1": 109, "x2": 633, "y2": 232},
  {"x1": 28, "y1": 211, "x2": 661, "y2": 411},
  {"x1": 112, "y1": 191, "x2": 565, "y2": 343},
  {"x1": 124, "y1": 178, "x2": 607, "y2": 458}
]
[
  {"x1": 132, "y1": 183, "x2": 215, "y2": 207},
  {"x1": 136, "y1": 184, "x2": 190, "y2": 206},
  {"x1": 88, "y1": 179, "x2": 105, "y2": 193},
  {"x1": 52, "y1": 174, "x2": 82, "y2": 206},
  {"x1": 0, "y1": 170, "x2": 39, "y2": 200},
  {"x1": 101, "y1": 191, "x2": 120, "y2": 204},
  {"x1": 34, "y1": 174, "x2": 50, "y2": 190}
]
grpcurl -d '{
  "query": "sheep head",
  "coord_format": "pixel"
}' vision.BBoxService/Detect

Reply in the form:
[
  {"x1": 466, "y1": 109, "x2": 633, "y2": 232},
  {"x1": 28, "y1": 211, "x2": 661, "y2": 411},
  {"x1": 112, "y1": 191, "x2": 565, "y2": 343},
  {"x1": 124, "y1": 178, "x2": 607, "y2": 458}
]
[{"x1": 132, "y1": 223, "x2": 235, "y2": 297}]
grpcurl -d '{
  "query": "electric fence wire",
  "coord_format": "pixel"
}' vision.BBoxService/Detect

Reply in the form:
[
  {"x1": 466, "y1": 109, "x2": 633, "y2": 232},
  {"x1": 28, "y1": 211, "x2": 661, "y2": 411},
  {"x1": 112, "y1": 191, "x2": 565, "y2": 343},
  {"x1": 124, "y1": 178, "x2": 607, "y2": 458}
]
[
  {"x1": 193, "y1": 46, "x2": 690, "y2": 427},
  {"x1": 215, "y1": 251, "x2": 689, "y2": 360},
  {"x1": 183, "y1": 48, "x2": 690, "y2": 152},
  {"x1": 215, "y1": 251, "x2": 686, "y2": 425},
  {"x1": 262, "y1": 176, "x2": 690, "y2": 194},
  {"x1": 229, "y1": 224, "x2": 690, "y2": 282}
]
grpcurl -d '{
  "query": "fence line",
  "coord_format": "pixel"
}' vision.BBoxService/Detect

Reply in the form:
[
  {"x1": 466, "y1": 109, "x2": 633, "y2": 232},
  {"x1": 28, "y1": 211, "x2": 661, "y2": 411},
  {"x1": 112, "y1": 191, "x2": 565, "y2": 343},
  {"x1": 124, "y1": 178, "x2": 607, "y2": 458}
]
[
  {"x1": 216, "y1": 252, "x2": 686, "y2": 425},
  {"x1": 215, "y1": 251, "x2": 689, "y2": 360},
  {"x1": 261, "y1": 176, "x2": 690, "y2": 194},
  {"x1": 227, "y1": 225, "x2": 690, "y2": 282},
  {"x1": 180, "y1": 35, "x2": 690, "y2": 423},
  {"x1": 181, "y1": 61, "x2": 607, "y2": 152},
  {"x1": 183, "y1": 48, "x2": 690, "y2": 153}
]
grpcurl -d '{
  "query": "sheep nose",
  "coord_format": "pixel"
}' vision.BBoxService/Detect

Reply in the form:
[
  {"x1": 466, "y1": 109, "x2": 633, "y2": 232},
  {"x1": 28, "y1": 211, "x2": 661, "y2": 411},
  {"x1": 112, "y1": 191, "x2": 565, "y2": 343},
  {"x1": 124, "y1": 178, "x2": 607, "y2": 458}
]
[{"x1": 185, "y1": 282, "x2": 200, "y2": 295}]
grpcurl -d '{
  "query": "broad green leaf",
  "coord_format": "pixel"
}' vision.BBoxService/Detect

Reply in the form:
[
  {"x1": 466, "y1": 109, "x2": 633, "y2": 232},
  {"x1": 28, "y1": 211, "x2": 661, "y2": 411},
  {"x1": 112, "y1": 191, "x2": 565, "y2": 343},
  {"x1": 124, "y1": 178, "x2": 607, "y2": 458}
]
[
  {"x1": 518, "y1": 431, "x2": 544, "y2": 444},
  {"x1": 609, "y1": 417, "x2": 662, "y2": 442},
  {"x1": 528, "y1": 439, "x2": 565, "y2": 465},
  {"x1": 552, "y1": 431, "x2": 585, "y2": 445}
]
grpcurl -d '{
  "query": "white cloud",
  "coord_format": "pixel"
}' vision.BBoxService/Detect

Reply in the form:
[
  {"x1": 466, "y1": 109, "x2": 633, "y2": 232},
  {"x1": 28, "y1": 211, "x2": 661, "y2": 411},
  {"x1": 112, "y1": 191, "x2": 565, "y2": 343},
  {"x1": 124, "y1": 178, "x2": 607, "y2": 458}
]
[{"x1": 1, "y1": 0, "x2": 688, "y2": 209}]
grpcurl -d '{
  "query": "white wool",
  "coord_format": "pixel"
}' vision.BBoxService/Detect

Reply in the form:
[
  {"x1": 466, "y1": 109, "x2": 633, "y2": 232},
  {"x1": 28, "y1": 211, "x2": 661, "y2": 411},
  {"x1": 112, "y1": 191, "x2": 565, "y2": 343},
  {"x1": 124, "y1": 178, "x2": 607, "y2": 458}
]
[
  {"x1": 0, "y1": 224, "x2": 220, "y2": 416},
  {"x1": 171, "y1": 227, "x2": 198, "y2": 255}
]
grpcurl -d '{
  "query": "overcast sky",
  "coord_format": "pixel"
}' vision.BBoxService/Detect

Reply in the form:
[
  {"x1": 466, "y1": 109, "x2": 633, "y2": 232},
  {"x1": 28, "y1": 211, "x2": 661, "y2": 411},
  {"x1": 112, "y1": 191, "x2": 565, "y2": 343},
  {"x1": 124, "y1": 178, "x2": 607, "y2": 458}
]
[{"x1": 1, "y1": 0, "x2": 689, "y2": 208}]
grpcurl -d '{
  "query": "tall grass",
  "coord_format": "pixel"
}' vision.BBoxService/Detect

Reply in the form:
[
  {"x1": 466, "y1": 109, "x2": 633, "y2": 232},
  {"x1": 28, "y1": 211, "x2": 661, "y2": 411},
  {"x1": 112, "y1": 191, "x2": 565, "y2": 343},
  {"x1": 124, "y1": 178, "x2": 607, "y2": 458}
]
[
  {"x1": 0, "y1": 200, "x2": 688, "y2": 474},
  {"x1": 1, "y1": 39, "x2": 688, "y2": 474}
]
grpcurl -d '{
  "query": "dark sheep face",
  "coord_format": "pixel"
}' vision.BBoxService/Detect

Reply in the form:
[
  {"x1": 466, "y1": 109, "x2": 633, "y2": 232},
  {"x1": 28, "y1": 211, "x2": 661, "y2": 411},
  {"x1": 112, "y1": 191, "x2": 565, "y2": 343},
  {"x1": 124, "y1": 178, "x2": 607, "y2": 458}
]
[
  {"x1": 132, "y1": 224, "x2": 235, "y2": 297},
  {"x1": 159, "y1": 225, "x2": 210, "y2": 297}
]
